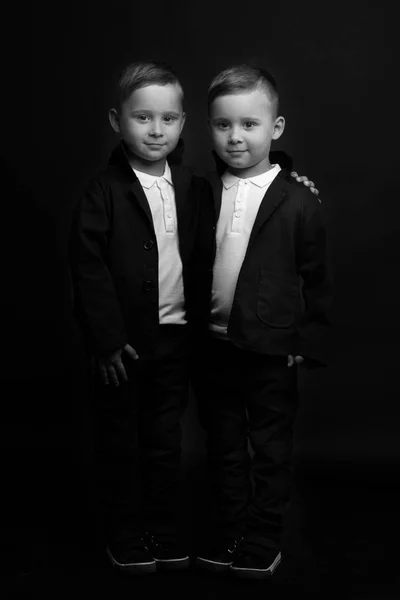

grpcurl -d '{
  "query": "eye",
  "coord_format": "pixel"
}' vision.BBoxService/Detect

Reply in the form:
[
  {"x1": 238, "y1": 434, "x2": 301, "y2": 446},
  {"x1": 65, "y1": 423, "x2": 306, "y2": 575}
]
[
  {"x1": 136, "y1": 115, "x2": 150, "y2": 122},
  {"x1": 244, "y1": 121, "x2": 256, "y2": 129},
  {"x1": 216, "y1": 122, "x2": 229, "y2": 130},
  {"x1": 164, "y1": 116, "x2": 177, "y2": 123}
]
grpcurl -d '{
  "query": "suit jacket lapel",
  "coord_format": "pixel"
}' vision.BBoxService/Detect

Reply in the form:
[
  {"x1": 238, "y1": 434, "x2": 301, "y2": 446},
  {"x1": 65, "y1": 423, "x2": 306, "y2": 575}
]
[
  {"x1": 208, "y1": 172, "x2": 223, "y2": 224},
  {"x1": 170, "y1": 164, "x2": 191, "y2": 222},
  {"x1": 109, "y1": 143, "x2": 154, "y2": 224},
  {"x1": 128, "y1": 178, "x2": 154, "y2": 224},
  {"x1": 246, "y1": 173, "x2": 288, "y2": 251}
]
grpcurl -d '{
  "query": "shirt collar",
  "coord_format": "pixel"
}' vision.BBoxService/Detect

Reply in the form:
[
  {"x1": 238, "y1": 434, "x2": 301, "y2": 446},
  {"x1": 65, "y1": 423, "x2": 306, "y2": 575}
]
[
  {"x1": 221, "y1": 163, "x2": 281, "y2": 190},
  {"x1": 132, "y1": 162, "x2": 173, "y2": 189}
]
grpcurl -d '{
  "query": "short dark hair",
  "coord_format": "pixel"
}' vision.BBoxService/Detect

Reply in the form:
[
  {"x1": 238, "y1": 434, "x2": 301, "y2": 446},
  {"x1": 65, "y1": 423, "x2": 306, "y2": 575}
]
[
  {"x1": 117, "y1": 60, "x2": 184, "y2": 107},
  {"x1": 208, "y1": 64, "x2": 279, "y2": 117}
]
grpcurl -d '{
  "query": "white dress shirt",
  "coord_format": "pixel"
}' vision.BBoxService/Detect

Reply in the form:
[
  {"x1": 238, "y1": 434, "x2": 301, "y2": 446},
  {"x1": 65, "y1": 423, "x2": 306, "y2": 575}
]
[
  {"x1": 133, "y1": 163, "x2": 186, "y2": 325},
  {"x1": 209, "y1": 164, "x2": 281, "y2": 339}
]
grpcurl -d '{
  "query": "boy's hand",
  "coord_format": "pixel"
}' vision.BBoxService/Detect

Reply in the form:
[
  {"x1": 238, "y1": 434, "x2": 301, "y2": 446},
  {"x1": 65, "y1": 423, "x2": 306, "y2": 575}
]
[
  {"x1": 99, "y1": 344, "x2": 139, "y2": 386},
  {"x1": 290, "y1": 171, "x2": 320, "y2": 198},
  {"x1": 288, "y1": 354, "x2": 304, "y2": 368}
]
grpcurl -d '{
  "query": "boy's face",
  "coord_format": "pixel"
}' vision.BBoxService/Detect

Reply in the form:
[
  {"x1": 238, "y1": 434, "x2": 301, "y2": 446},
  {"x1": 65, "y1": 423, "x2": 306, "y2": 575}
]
[
  {"x1": 110, "y1": 83, "x2": 185, "y2": 167},
  {"x1": 209, "y1": 89, "x2": 285, "y2": 177}
]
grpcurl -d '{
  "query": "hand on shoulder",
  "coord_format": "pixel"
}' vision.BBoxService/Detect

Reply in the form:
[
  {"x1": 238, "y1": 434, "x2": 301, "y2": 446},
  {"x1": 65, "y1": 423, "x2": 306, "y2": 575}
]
[{"x1": 290, "y1": 171, "x2": 320, "y2": 201}]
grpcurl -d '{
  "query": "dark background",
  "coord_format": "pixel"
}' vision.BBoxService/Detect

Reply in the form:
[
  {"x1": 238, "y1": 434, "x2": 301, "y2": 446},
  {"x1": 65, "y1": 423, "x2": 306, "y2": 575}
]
[{"x1": 1, "y1": 0, "x2": 399, "y2": 592}]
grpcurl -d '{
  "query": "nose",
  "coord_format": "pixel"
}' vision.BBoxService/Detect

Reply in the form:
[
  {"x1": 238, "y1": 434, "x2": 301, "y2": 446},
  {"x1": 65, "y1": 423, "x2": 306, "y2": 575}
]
[
  {"x1": 149, "y1": 119, "x2": 164, "y2": 138},
  {"x1": 228, "y1": 126, "x2": 243, "y2": 145}
]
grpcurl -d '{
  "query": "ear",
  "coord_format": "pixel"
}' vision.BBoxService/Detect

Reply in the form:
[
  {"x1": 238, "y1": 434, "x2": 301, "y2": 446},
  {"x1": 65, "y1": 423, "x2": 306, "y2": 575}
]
[
  {"x1": 179, "y1": 111, "x2": 186, "y2": 135},
  {"x1": 109, "y1": 108, "x2": 121, "y2": 133},
  {"x1": 272, "y1": 116, "x2": 285, "y2": 140}
]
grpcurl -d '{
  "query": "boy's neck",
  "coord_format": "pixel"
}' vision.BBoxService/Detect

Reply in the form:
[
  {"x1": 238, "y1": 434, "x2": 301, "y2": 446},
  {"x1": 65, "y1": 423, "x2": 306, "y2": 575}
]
[
  {"x1": 123, "y1": 144, "x2": 166, "y2": 177},
  {"x1": 227, "y1": 157, "x2": 273, "y2": 180}
]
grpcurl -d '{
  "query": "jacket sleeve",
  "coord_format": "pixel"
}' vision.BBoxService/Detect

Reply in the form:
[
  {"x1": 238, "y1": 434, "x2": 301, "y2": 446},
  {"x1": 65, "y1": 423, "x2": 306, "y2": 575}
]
[
  {"x1": 296, "y1": 192, "x2": 333, "y2": 366},
  {"x1": 69, "y1": 178, "x2": 129, "y2": 359}
]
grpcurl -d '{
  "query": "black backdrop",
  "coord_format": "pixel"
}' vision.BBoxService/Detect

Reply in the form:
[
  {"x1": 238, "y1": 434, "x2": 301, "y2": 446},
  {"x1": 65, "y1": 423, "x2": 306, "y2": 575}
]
[{"x1": 1, "y1": 0, "x2": 398, "y2": 559}]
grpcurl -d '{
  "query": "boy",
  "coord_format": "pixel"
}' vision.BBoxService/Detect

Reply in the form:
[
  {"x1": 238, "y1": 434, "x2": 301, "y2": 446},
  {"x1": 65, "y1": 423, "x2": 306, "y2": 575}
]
[
  {"x1": 69, "y1": 61, "x2": 214, "y2": 574},
  {"x1": 194, "y1": 64, "x2": 332, "y2": 579},
  {"x1": 69, "y1": 60, "x2": 317, "y2": 576}
]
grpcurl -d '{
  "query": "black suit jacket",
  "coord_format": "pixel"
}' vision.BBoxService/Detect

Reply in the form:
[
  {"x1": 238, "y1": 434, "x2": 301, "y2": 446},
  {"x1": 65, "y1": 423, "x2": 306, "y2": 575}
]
[
  {"x1": 69, "y1": 142, "x2": 213, "y2": 359},
  {"x1": 206, "y1": 166, "x2": 332, "y2": 366}
]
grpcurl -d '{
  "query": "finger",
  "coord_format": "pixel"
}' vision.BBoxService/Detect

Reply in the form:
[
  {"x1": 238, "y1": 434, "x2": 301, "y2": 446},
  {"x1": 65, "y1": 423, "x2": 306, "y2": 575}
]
[
  {"x1": 296, "y1": 175, "x2": 307, "y2": 182},
  {"x1": 115, "y1": 360, "x2": 128, "y2": 384},
  {"x1": 99, "y1": 364, "x2": 109, "y2": 385},
  {"x1": 124, "y1": 344, "x2": 139, "y2": 360},
  {"x1": 310, "y1": 187, "x2": 319, "y2": 195},
  {"x1": 295, "y1": 356, "x2": 304, "y2": 365},
  {"x1": 290, "y1": 171, "x2": 298, "y2": 178},
  {"x1": 287, "y1": 355, "x2": 294, "y2": 368},
  {"x1": 107, "y1": 365, "x2": 120, "y2": 387}
]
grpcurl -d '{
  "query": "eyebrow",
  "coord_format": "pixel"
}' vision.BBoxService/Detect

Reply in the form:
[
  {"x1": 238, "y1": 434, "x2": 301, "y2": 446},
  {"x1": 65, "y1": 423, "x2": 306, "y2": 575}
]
[
  {"x1": 211, "y1": 116, "x2": 262, "y2": 122},
  {"x1": 130, "y1": 109, "x2": 181, "y2": 116}
]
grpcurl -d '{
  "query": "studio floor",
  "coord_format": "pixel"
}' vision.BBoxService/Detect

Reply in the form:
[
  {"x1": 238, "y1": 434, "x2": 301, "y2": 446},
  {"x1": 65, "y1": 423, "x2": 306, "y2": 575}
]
[{"x1": 2, "y1": 457, "x2": 399, "y2": 599}]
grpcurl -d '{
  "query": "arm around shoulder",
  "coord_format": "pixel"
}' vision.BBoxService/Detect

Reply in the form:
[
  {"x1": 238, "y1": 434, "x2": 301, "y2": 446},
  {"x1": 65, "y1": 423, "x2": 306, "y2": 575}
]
[{"x1": 296, "y1": 190, "x2": 333, "y2": 366}]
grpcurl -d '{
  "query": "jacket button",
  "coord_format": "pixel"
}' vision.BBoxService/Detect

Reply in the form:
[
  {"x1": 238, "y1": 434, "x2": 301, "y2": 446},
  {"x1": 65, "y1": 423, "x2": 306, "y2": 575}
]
[
  {"x1": 144, "y1": 240, "x2": 154, "y2": 250},
  {"x1": 143, "y1": 280, "x2": 155, "y2": 292}
]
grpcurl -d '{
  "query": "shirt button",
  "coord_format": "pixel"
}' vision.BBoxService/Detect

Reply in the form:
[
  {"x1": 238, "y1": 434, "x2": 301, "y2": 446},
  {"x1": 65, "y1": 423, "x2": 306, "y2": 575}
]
[
  {"x1": 144, "y1": 240, "x2": 154, "y2": 250},
  {"x1": 167, "y1": 213, "x2": 172, "y2": 218},
  {"x1": 234, "y1": 211, "x2": 240, "y2": 218},
  {"x1": 237, "y1": 197, "x2": 242, "y2": 203}
]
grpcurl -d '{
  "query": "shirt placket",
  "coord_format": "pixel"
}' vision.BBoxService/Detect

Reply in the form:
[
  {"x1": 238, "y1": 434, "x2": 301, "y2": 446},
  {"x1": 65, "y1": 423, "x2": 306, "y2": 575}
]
[
  {"x1": 157, "y1": 178, "x2": 175, "y2": 233},
  {"x1": 231, "y1": 179, "x2": 248, "y2": 233}
]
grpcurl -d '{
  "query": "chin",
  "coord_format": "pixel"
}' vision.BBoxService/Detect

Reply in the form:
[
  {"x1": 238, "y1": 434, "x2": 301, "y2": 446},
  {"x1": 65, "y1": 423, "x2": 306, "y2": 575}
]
[
  {"x1": 142, "y1": 151, "x2": 168, "y2": 162},
  {"x1": 225, "y1": 157, "x2": 250, "y2": 169}
]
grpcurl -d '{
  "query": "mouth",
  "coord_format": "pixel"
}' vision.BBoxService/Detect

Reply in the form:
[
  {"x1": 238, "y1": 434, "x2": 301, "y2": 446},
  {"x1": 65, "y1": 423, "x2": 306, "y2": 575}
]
[
  {"x1": 145, "y1": 143, "x2": 165, "y2": 147},
  {"x1": 227, "y1": 150, "x2": 247, "y2": 154}
]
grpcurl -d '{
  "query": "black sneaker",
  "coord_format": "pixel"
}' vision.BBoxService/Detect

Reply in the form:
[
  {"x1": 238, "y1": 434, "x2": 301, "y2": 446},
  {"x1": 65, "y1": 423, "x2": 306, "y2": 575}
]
[
  {"x1": 196, "y1": 537, "x2": 242, "y2": 572},
  {"x1": 230, "y1": 546, "x2": 282, "y2": 579},
  {"x1": 106, "y1": 538, "x2": 156, "y2": 574},
  {"x1": 144, "y1": 533, "x2": 190, "y2": 570}
]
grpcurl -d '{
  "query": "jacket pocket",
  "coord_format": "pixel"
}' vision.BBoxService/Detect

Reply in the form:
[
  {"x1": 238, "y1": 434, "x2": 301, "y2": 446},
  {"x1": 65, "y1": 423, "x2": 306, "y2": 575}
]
[{"x1": 256, "y1": 269, "x2": 298, "y2": 328}]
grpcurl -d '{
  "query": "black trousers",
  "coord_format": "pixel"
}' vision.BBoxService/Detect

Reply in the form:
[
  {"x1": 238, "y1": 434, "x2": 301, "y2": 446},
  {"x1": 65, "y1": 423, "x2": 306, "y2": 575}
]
[
  {"x1": 94, "y1": 325, "x2": 190, "y2": 547},
  {"x1": 194, "y1": 336, "x2": 298, "y2": 551}
]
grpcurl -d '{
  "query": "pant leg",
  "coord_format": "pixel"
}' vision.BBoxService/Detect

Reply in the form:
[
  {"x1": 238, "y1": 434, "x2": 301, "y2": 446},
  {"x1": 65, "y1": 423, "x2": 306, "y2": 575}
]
[
  {"x1": 193, "y1": 337, "x2": 251, "y2": 541},
  {"x1": 94, "y1": 363, "x2": 143, "y2": 547},
  {"x1": 138, "y1": 325, "x2": 190, "y2": 539},
  {"x1": 245, "y1": 354, "x2": 299, "y2": 549}
]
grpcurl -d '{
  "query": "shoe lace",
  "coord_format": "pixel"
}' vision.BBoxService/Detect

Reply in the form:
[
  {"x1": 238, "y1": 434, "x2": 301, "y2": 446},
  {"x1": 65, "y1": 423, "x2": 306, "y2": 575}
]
[
  {"x1": 229, "y1": 536, "x2": 244, "y2": 552},
  {"x1": 145, "y1": 533, "x2": 168, "y2": 549}
]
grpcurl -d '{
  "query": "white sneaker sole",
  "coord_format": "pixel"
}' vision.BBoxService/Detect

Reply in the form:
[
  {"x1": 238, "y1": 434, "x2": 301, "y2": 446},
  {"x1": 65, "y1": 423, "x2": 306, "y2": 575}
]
[
  {"x1": 106, "y1": 547, "x2": 156, "y2": 574},
  {"x1": 196, "y1": 556, "x2": 233, "y2": 572},
  {"x1": 155, "y1": 555, "x2": 191, "y2": 570},
  {"x1": 230, "y1": 551, "x2": 282, "y2": 579}
]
